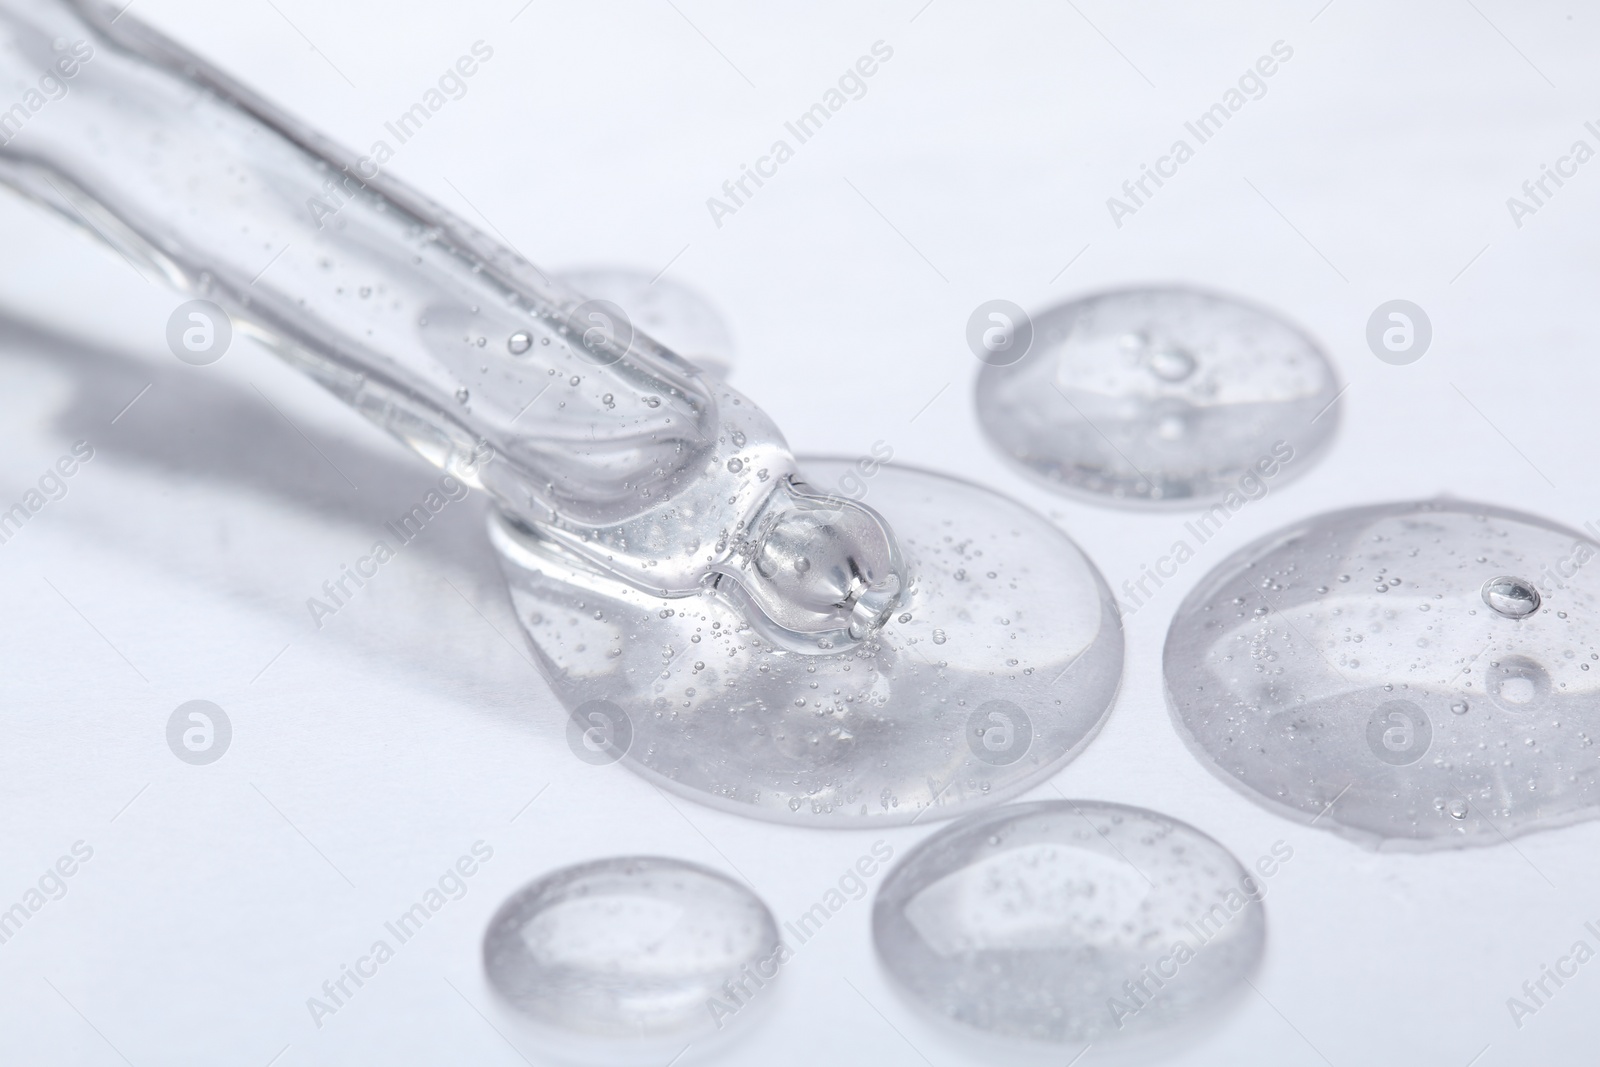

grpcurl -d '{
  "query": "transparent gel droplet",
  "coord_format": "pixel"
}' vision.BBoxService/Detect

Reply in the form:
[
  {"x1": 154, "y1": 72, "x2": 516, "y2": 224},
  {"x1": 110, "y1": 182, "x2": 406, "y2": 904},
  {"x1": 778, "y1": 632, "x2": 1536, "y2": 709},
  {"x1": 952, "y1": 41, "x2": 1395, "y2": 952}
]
[
  {"x1": 492, "y1": 459, "x2": 1123, "y2": 825},
  {"x1": 507, "y1": 329, "x2": 533, "y2": 355},
  {"x1": 1165, "y1": 499, "x2": 1600, "y2": 850},
  {"x1": 555, "y1": 267, "x2": 737, "y2": 379},
  {"x1": 484, "y1": 857, "x2": 779, "y2": 1055},
  {"x1": 1146, "y1": 342, "x2": 1196, "y2": 382},
  {"x1": 873, "y1": 800, "x2": 1264, "y2": 1045},
  {"x1": 1483, "y1": 576, "x2": 1541, "y2": 618},
  {"x1": 975, "y1": 287, "x2": 1340, "y2": 507}
]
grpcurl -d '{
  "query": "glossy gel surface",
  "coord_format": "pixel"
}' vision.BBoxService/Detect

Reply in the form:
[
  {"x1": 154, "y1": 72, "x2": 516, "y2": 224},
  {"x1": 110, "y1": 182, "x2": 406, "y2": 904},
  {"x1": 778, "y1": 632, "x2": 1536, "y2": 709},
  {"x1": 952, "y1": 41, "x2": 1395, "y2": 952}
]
[
  {"x1": 1165, "y1": 499, "x2": 1600, "y2": 849},
  {"x1": 483, "y1": 857, "x2": 779, "y2": 1042},
  {"x1": 494, "y1": 460, "x2": 1123, "y2": 825},
  {"x1": 974, "y1": 287, "x2": 1339, "y2": 507},
  {"x1": 872, "y1": 800, "x2": 1264, "y2": 1043}
]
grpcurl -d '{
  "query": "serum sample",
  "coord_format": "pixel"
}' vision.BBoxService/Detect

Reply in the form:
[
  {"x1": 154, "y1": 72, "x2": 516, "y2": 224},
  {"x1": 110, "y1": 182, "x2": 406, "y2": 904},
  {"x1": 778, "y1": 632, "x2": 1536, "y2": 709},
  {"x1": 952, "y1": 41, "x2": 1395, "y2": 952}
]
[
  {"x1": 1165, "y1": 500, "x2": 1600, "y2": 849},
  {"x1": 974, "y1": 287, "x2": 1339, "y2": 507},
  {"x1": 497, "y1": 460, "x2": 1123, "y2": 826},
  {"x1": 484, "y1": 857, "x2": 781, "y2": 1054},
  {"x1": 872, "y1": 800, "x2": 1265, "y2": 1045}
]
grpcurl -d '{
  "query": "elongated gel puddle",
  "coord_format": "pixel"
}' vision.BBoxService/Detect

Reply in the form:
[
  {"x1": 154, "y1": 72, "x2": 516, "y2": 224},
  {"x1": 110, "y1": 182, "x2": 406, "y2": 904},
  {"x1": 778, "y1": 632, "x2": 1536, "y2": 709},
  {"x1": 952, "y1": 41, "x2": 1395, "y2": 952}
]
[
  {"x1": 484, "y1": 857, "x2": 779, "y2": 1060},
  {"x1": 974, "y1": 287, "x2": 1339, "y2": 507},
  {"x1": 872, "y1": 800, "x2": 1264, "y2": 1045},
  {"x1": 1165, "y1": 500, "x2": 1600, "y2": 849},
  {"x1": 495, "y1": 460, "x2": 1123, "y2": 825}
]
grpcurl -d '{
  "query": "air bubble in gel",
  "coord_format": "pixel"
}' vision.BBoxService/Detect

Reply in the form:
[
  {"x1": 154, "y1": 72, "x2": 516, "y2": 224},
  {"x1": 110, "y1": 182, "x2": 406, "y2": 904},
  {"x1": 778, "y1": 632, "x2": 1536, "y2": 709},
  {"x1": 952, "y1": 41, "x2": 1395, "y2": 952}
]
[
  {"x1": 974, "y1": 287, "x2": 1339, "y2": 507},
  {"x1": 484, "y1": 857, "x2": 779, "y2": 1053},
  {"x1": 1164, "y1": 499, "x2": 1600, "y2": 849},
  {"x1": 872, "y1": 800, "x2": 1264, "y2": 1044}
]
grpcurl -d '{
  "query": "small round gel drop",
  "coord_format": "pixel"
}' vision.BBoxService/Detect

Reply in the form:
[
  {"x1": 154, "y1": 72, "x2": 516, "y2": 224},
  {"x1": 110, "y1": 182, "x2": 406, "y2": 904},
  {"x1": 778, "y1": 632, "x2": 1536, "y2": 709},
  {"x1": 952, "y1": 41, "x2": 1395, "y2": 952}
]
[
  {"x1": 484, "y1": 857, "x2": 780, "y2": 1053},
  {"x1": 974, "y1": 287, "x2": 1339, "y2": 507},
  {"x1": 872, "y1": 800, "x2": 1264, "y2": 1045}
]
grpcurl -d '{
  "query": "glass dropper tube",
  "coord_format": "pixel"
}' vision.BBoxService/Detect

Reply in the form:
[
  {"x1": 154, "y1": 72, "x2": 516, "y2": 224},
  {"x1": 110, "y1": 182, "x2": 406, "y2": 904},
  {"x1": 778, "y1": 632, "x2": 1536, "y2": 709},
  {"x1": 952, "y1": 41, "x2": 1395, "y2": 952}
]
[
  {"x1": 0, "y1": 0, "x2": 902, "y2": 649},
  {"x1": 0, "y1": 0, "x2": 1126, "y2": 826}
]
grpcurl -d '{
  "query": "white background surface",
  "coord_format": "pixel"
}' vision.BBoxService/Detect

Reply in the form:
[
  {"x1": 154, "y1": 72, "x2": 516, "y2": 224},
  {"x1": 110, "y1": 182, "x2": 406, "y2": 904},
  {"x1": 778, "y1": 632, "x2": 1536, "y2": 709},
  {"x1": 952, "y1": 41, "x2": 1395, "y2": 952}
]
[{"x1": 2, "y1": 1, "x2": 1599, "y2": 1064}]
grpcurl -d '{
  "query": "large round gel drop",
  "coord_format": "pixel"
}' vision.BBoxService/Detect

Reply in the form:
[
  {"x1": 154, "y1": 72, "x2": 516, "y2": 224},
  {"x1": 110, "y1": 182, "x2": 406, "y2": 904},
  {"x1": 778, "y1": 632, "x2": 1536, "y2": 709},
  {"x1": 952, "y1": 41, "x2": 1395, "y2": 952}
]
[
  {"x1": 974, "y1": 287, "x2": 1339, "y2": 506},
  {"x1": 872, "y1": 801, "x2": 1264, "y2": 1045},
  {"x1": 484, "y1": 857, "x2": 781, "y2": 1052},
  {"x1": 1165, "y1": 500, "x2": 1600, "y2": 849}
]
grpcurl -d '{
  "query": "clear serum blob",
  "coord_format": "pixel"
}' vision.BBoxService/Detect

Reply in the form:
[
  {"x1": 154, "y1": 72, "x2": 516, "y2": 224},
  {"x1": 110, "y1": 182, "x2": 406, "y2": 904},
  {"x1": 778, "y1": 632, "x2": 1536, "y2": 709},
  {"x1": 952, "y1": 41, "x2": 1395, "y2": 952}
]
[
  {"x1": 1164, "y1": 499, "x2": 1600, "y2": 849},
  {"x1": 974, "y1": 287, "x2": 1340, "y2": 507},
  {"x1": 483, "y1": 857, "x2": 782, "y2": 1057},
  {"x1": 872, "y1": 800, "x2": 1266, "y2": 1045},
  {"x1": 491, "y1": 459, "x2": 1124, "y2": 826}
]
